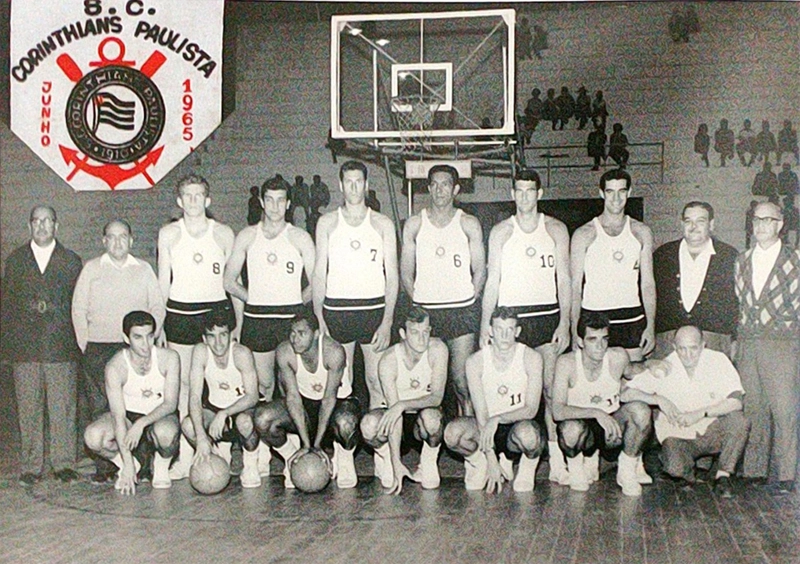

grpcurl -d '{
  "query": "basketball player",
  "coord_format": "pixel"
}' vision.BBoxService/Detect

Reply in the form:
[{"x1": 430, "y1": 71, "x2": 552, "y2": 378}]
[
  {"x1": 158, "y1": 175, "x2": 235, "y2": 479},
  {"x1": 571, "y1": 168, "x2": 656, "y2": 361},
  {"x1": 551, "y1": 311, "x2": 653, "y2": 495},
  {"x1": 254, "y1": 309, "x2": 360, "y2": 489},
  {"x1": 313, "y1": 160, "x2": 398, "y2": 412},
  {"x1": 83, "y1": 311, "x2": 180, "y2": 496},
  {"x1": 480, "y1": 168, "x2": 572, "y2": 484},
  {"x1": 182, "y1": 308, "x2": 261, "y2": 488},
  {"x1": 360, "y1": 307, "x2": 449, "y2": 494},
  {"x1": 400, "y1": 164, "x2": 485, "y2": 417},
  {"x1": 444, "y1": 308, "x2": 545, "y2": 493}
]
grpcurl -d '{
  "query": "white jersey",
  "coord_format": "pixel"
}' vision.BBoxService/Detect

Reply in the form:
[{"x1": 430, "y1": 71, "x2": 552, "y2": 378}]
[
  {"x1": 413, "y1": 209, "x2": 474, "y2": 307},
  {"x1": 567, "y1": 350, "x2": 620, "y2": 414},
  {"x1": 326, "y1": 208, "x2": 385, "y2": 301},
  {"x1": 168, "y1": 219, "x2": 227, "y2": 303},
  {"x1": 395, "y1": 345, "x2": 433, "y2": 402},
  {"x1": 204, "y1": 345, "x2": 245, "y2": 410},
  {"x1": 296, "y1": 335, "x2": 351, "y2": 400},
  {"x1": 582, "y1": 217, "x2": 641, "y2": 310},
  {"x1": 122, "y1": 348, "x2": 165, "y2": 415},
  {"x1": 498, "y1": 214, "x2": 558, "y2": 308},
  {"x1": 246, "y1": 224, "x2": 303, "y2": 307},
  {"x1": 482, "y1": 343, "x2": 529, "y2": 418}
]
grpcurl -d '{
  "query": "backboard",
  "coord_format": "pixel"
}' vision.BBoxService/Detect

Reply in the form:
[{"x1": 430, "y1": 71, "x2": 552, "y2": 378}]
[{"x1": 331, "y1": 9, "x2": 515, "y2": 141}]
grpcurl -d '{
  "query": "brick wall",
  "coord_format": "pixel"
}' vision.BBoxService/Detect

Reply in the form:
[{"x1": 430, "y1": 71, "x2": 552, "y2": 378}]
[{"x1": 1, "y1": 1, "x2": 798, "y2": 269}]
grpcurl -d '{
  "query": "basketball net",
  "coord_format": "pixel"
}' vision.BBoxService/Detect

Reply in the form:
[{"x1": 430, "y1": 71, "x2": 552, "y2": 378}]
[{"x1": 391, "y1": 95, "x2": 441, "y2": 151}]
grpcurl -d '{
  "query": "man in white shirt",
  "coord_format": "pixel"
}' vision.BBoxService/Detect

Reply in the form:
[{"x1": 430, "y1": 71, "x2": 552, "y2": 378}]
[{"x1": 624, "y1": 325, "x2": 749, "y2": 497}]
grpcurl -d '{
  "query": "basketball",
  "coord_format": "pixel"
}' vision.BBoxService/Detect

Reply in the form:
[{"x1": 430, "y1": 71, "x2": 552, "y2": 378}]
[
  {"x1": 290, "y1": 450, "x2": 331, "y2": 493},
  {"x1": 189, "y1": 453, "x2": 231, "y2": 495}
]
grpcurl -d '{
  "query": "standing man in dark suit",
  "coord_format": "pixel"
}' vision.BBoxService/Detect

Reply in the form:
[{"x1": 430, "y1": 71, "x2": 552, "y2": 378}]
[
  {"x1": 653, "y1": 201, "x2": 739, "y2": 358},
  {"x1": 1, "y1": 206, "x2": 83, "y2": 486}
]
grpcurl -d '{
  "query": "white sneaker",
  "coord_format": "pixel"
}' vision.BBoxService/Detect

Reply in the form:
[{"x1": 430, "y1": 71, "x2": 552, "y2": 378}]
[
  {"x1": 275, "y1": 435, "x2": 301, "y2": 489},
  {"x1": 240, "y1": 448, "x2": 262, "y2": 489},
  {"x1": 616, "y1": 452, "x2": 642, "y2": 497},
  {"x1": 635, "y1": 455, "x2": 653, "y2": 485},
  {"x1": 374, "y1": 444, "x2": 393, "y2": 488},
  {"x1": 334, "y1": 443, "x2": 357, "y2": 489},
  {"x1": 513, "y1": 456, "x2": 539, "y2": 492},
  {"x1": 584, "y1": 451, "x2": 600, "y2": 483},
  {"x1": 256, "y1": 442, "x2": 272, "y2": 478},
  {"x1": 547, "y1": 441, "x2": 569, "y2": 485},
  {"x1": 567, "y1": 455, "x2": 589, "y2": 492},
  {"x1": 464, "y1": 450, "x2": 488, "y2": 491},
  {"x1": 152, "y1": 453, "x2": 172, "y2": 489},
  {"x1": 498, "y1": 452, "x2": 514, "y2": 478},
  {"x1": 168, "y1": 435, "x2": 193, "y2": 480},
  {"x1": 411, "y1": 443, "x2": 441, "y2": 489}
]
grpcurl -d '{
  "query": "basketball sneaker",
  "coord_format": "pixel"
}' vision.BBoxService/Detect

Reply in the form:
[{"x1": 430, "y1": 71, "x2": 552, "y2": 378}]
[
  {"x1": 464, "y1": 450, "x2": 488, "y2": 490},
  {"x1": 240, "y1": 448, "x2": 262, "y2": 489},
  {"x1": 333, "y1": 443, "x2": 357, "y2": 489},
  {"x1": 152, "y1": 453, "x2": 172, "y2": 489}
]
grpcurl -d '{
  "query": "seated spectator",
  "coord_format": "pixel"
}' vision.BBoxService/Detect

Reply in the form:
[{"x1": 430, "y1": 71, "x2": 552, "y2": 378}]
[
  {"x1": 624, "y1": 326, "x2": 749, "y2": 497},
  {"x1": 737, "y1": 119, "x2": 757, "y2": 167},
  {"x1": 574, "y1": 86, "x2": 592, "y2": 131},
  {"x1": 778, "y1": 120, "x2": 799, "y2": 165},
  {"x1": 608, "y1": 123, "x2": 630, "y2": 167},
  {"x1": 694, "y1": 124, "x2": 710, "y2": 167},
  {"x1": 713, "y1": 119, "x2": 735, "y2": 167},
  {"x1": 755, "y1": 120, "x2": 777, "y2": 164},
  {"x1": 555, "y1": 86, "x2": 575, "y2": 131},
  {"x1": 524, "y1": 88, "x2": 543, "y2": 136},
  {"x1": 587, "y1": 122, "x2": 607, "y2": 171},
  {"x1": 542, "y1": 88, "x2": 559, "y2": 131},
  {"x1": 591, "y1": 90, "x2": 609, "y2": 130},
  {"x1": 751, "y1": 161, "x2": 779, "y2": 198}
]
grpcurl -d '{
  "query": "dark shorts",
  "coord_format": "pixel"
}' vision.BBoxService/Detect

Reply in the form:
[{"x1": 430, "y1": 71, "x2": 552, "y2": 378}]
[
  {"x1": 417, "y1": 299, "x2": 480, "y2": 341},
  {"x1": 581, "y1": 306, "x2": 646, "y2": 349},
  {"x1": 294, "y1": 396, "x2": 360, "y2": 447},
  {"x1": 165, "y1": 299, "x2": 234, "y2": 345},
  {"x1": 323, "y1": 298, "x2": 384, "y2": 344},
  {"x1": 574, "y1": 418, "x2": 624, "y2": 455},
  {"x1": 492, "y1": 420, "x2": 542, "y2": 458},
  {"x1": 201, "y1": 402, "x2": 255, "y2": 443},
  {"x1": 509, "y1": 305, "x2": 560, "y2": 349},
  {"x1": 241, "y1": 304, "x2": 304, "y2": 353},
  {"x1": 124, "y1": 410, "x2": 179, "y2": 460}
]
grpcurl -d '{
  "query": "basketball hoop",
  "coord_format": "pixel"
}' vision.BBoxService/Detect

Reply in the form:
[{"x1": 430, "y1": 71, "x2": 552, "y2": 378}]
[{"x1": 391, "y1": 95, "x2": 441, "y2": 150}]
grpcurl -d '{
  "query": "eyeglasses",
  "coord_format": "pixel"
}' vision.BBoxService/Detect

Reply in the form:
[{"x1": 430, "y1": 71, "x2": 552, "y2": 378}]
[
  {"x1": 30, "y1": 217, "x2": 54, "y2": 226},
  {"x1": 752, "y1": 216, "x2": 782, "y2": 225}
]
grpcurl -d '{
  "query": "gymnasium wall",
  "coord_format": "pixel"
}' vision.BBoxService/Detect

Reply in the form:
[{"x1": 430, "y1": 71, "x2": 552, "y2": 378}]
[{"x1": 1, "y1": 1, "x2": 798, "y2": 268}]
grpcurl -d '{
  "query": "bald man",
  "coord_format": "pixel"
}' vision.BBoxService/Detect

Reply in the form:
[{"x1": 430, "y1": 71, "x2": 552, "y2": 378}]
[
  {"x1": 735, "y1": 201, "x2": 800, "y2": 495},
  {"x1": 624, "y1": 326, "x2": 749, "y2": 497}
]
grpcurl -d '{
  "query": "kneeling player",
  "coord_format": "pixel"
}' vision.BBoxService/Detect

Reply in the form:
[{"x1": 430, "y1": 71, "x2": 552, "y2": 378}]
[
  {"x1": 254, "y1": 309, "x2": 360, "y2": 488},
  {"x1": 551, "y1": 311, "x2": 653, "y2": 496},
  {"x1": 360, "y1": 307, "x2": 448, "y2": 494},
  {"x1": 445, "y1": 308, "x2": 545, "y2": 493},
  {"x1": 181, "y1": 308, "x2": 261, "y2": 487},
  {"x1": 84, "y1": 311, "x2": 180, "y2": 495}
]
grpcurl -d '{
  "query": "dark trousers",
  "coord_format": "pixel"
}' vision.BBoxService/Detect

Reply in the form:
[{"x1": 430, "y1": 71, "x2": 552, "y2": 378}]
[{"x1": 661, "y1": 412, "x2": 750, "y2": 478}]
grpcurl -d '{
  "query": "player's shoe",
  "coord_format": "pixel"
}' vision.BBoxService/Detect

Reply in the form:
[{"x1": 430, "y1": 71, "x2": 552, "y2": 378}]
[
  {"x1": 275, "y1": 434, "x2": 300, "y2": 489},
  {"x1": 547, "y1": 441, "x2": 570, "y2": 485},
  {"x1": 256, "y1": 442, "x2": 272, "y2": 478},
  {"x1": 152, "y1": 453, "x2": 172, "y2": 489},
  {"x1": 168, "y1": 435, "x2": 194, "y2": 480},
  {"x1": 635, "y1": 455, "x2": 653, "y2": 485},
  {"x1": 584, "y1": 451, "x2": 600, "y2": 483},
  {"x1": 240, "y1": 448, "x2": 262, "y2": 489},
  {"x1": 616, "y1": 452, "x2": 642, "y2": 497},
  {"x1": 567, "y1": 454, "x2": 590, "y2": 492},
  {"x1": 333, "y1": 443, "x2": 357, "y2": 489},
  {"x1": 411, "y1": 443, "x2": 441, "y2": 489},
  {"x1": 374, "y1": 444, "x2": 393, "y2": 488},
  {"x1": 464, "y1": 450, "x2": 488, "y2": 491},
  {"x1": 513, "y1": 455, "x2": 539, "y2": 492}
]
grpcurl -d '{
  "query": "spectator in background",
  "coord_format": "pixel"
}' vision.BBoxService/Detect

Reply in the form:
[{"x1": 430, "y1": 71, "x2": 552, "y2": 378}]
[
  {"x1": 247, "y1": 186, "x2": 262, "y2": 226},
  {"x1": 524, "y1": 88, "x2": 543, "y2": 135},
  {"x1": 574, "y1": 86, "x2": 592, "y2": 131},
  {"x1": 591, "y1": 90, "x2": 609, "y2": 131},
  {"x1": 542, "y1": 88, "x2": 559, "y2": 131},
  {"x1": 516, "y1": 16, "x2": 532, "y2": 61},
  {"x1": 714, "y1": 119, "x2": 735, "y2": 167},
  {"x1": 755, "y1": 120, "x2": 777, "y2": 164},
  {"x1": 555, "y1": 86, "x2": 575, "y2": 131},
  {"x1": 366, "y1": 189, "x2": 381, "y2": 212},
  {"x1": 737, "y1": 119, "x2": 757, "y2": 167},
  {"x1": 752, "y1": 161, "x2": 779, "y2": 198},
  {"x1": 532, "y1": 24, "x2": 549, "y2": 60},
  {"x1": 669, "y1": 6, "x2": 690, "y2": 43},
  {"x1": 307, "y1": 175, "x2": 330, "y2": 240},
  {"x1": 694, "y1": 124, "x2": 710, "y2": 167},
  {"x1": 608, "y1": 123, "x2": 630, "y2": 168},
  {"x1": 587, "y1": 122, "x2": 607, "y2": 171},
  {"x1": 778, "y1": 120, "x2": 799, "y2": 165},
  {"x1": 2, "y1": 206, "x2": 83, "y2": 486}
]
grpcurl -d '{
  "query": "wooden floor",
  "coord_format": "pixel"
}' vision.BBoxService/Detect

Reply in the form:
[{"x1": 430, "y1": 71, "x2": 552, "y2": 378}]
[{"x1": 0, "y1": 464, "x2": 798, "y2": 564}]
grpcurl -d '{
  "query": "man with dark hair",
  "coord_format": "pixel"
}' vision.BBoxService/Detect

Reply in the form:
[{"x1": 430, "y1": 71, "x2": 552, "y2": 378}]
[
  {"x1": 653, "y1": 201, "x2": 739, "y2": 358},
  {"x1": 254, "y1": 308, "x2": 359, "y2": 489},
  {"x1": 182, "y1": 307, "x2": 261, "y2": 487},
  {"x1": 481, "y1": 168, "x2": 572, "y2": 484},
  {"x1": 401, "y1": 163, "x2": 485, "y2": 417},
  {"x1": 158, "y1": 174, "x2": 235, "y2": 479},
  {"x1": 713, "y1": 119, "x2": 735, "y2": 167},
  {"x1": 72, "y1": 219, "x2": 165, "y2": 483},
  {"x1": 361, "y1": 307, "x2": 449, "y2": 493},
  {"x1": 552, "y1": 311, "x2": 653, "y2": 495},
  {"x1": 445, "y1": 307, "x2": 545, "y2": 493},
  {"x1": 2, "y1": 205, "x2": 83, "y2": 486},
  {"x1": 571, "y1": 168, "x2": 656, "y2": 361},
  {"x1": 83, "y1": 311, "x2": 181, "y2": 495},
  {"x1": 735, "y1": 201, "x2": 800, "y2": 495},
  {"x1": 777, "y1": 119, "x2": 799, "y2": 165}
]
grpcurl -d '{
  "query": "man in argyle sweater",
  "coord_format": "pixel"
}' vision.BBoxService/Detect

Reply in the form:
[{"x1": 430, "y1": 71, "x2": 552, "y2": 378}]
[{"x1": 735, "y1": 202, "x2": 800, "y2": 495}]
